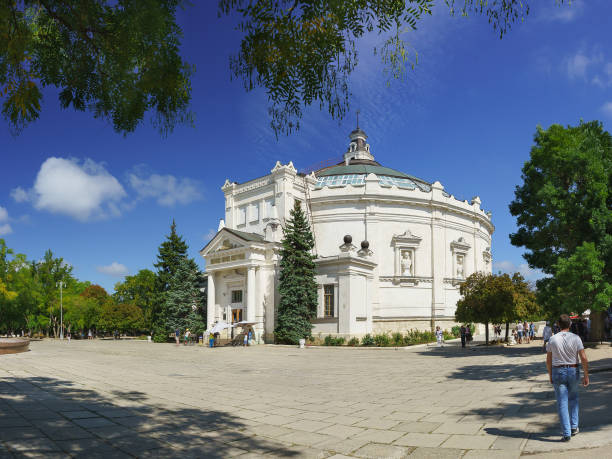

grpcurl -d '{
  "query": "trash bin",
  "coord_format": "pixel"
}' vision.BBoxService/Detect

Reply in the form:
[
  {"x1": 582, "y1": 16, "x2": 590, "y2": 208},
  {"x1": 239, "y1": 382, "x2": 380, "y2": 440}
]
[{"x1": 299, "y1": 339, "x2": 305, "y2": 348}]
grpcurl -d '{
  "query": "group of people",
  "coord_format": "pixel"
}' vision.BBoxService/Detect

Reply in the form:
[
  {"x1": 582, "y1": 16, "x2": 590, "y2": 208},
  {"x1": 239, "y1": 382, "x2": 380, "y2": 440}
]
[
  {"x1": 433, "y1": 324, "x2": 473, "y2": 348},
  {"x1": 513, "y1": 321, "x2": 536, "y2": 344},
  {"x1": 174, "y1": 328, "x2": 195, "y2": 346}
]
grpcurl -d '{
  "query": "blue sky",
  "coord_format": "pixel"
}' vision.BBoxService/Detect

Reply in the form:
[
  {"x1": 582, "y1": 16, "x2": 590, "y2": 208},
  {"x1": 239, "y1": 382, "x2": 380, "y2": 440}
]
[{"x1": 1, "y1": 0, "x2": 611, "y2": 293}]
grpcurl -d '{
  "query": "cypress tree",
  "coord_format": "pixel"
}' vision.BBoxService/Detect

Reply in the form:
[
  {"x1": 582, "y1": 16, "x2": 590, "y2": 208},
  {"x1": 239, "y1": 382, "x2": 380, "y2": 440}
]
[
  {"x1": 275, "y1": 201, "x2": 317, "y2": 344},
  {"x1": 163, "y1": 257, "x2": 206, "y2": 335}
]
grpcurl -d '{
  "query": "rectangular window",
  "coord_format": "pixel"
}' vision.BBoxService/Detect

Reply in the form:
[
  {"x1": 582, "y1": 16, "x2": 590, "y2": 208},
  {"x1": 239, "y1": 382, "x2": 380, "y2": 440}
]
[
  {"x1": 237, "y1": 206, "x2": 246, "y2": 225},
  {"x1": 324, "y1": 285, "x2": 334, "y2": 318},
  {"x1": 264, "y1": 198, "x2": 274, "y2": 218},
  {"x1": 250, "y1": 202, "x2": 259, "y2": 222},
  {"x1": 231, "y1": 290, "x2": 243, "y2": 303}
]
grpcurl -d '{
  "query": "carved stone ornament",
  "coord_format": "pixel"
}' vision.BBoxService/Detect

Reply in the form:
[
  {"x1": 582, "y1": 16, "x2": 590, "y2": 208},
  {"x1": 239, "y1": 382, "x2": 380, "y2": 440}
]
[
  {"x1": 450, "y1": 237, "x2": 471, "y2": 253},
  {"x1": 482, "y1": 247, "x2": 492, "y2": 266},
  {"x1": 392, "y1": 230, "x2": 421, "y2": 277}
]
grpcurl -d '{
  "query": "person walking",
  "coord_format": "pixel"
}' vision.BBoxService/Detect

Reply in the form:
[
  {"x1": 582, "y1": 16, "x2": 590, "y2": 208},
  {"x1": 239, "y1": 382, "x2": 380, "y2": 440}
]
[
  {"x1": 435, "y1": 326, "x2": 444, "y2": 347},
  {"x1": 460, "y1": 324, "x2": 467, "y2": 348},
  {"x1": 465, "y1": 325, "x2": 472, "y2": 347},
  {"x1": 523, "y1": 321, "x2": 530, "y2": 343},
  {"x1": 517, "y1": 322, "x2": 524, "y2": 344},
  {"x1": 174, "y1": 328, "x2": 180, "y2": 346},
  {"x1": 542, "y1": 321, "x2": 553, "y2": 352},
  {"x1": 209, "y1": 332, "x2": 215, "y2": 348},
  {"x1": 529, "y1": 322, "x2": 536, "y2": 342},
  {"x1": 546, "y1": 314, "x2": 589, "y2": 442}
]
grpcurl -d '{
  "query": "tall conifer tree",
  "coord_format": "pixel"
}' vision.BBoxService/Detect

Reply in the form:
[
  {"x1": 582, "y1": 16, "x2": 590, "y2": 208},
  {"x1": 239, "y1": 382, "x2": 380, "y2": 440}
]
[
  {"x1": 153, "y1": 220, "x2": 188, "y2": 330},
  {"x1": 163, "y1": 257, "x2": 206, "y2": 335},
  {"x1": 275, "y1": 201, "x2": 317, "y2": 344}
]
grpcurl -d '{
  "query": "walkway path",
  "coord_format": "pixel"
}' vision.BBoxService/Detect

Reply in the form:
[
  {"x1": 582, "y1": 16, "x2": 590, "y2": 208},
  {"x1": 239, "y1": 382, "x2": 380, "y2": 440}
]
[{"x1": 0, "y1": 338, "x2": 610, "y2": 458}]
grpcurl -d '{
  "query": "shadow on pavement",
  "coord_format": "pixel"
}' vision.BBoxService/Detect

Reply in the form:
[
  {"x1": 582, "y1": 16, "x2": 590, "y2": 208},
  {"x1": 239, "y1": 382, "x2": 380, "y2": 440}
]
[
  {"x1": 0, "y1": 375, "x2": 298, "y2": 458},
  {"x1": 418, "y1": 342, "x2": 546, "y2": 359},
  {"x1": 444, "y1": 357, "x2": 612, "y2": 439}
]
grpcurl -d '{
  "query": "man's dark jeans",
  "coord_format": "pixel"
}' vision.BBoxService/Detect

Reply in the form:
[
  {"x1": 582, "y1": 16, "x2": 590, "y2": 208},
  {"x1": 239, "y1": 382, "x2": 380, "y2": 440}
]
[{"x1": 461, "y1": 335, "x2": 466, "y2": 347}]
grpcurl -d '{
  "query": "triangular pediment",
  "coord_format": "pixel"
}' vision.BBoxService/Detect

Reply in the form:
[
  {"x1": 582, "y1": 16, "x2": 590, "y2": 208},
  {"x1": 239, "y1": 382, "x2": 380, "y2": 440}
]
[
  {"x1": 200, "y1": 230, "x2": 247, "y2": 257},
  {"x1": 200, "y1": 227, "x2": 265, "y2": 257}
]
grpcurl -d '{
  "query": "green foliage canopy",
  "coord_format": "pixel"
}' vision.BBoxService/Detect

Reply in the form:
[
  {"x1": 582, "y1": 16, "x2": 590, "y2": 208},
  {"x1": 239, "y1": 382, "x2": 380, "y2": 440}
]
[
  {"x1": 510, "y1": 121, "x2": 612, "y2": 315},
  {"x1": 0, "y1": 0, "x2": 193, "y2": 134},
  {"x1": 275, "y1": 201, "x2": 317, "y2": 344},
  {"x1": 455, "y1": 272, "x2": 539, "y2": 344},
  {"x1": 113, "y1": 269, "x2": 158, "y2": 330},
  {"x1": 221, "y1": 0, "x2": 536, "y2": 136}
]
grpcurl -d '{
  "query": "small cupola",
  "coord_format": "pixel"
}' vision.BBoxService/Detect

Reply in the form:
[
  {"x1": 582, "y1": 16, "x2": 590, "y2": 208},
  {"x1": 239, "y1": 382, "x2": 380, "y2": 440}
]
[{"x1": 344, "y1": 114, "x2": 374, "y2": 164}]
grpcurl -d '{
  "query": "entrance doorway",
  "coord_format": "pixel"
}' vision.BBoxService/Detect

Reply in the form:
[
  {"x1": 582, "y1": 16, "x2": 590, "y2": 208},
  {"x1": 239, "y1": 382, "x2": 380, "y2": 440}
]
[{"x1": 232, "y1": 308, "x2": 243, "y2": 323}]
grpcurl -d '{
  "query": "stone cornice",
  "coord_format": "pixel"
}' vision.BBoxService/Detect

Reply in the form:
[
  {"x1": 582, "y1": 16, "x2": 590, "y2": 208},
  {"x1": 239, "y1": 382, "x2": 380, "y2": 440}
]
[{"x1": 379, "y1": 276, "x2": 433, "y2": 286}]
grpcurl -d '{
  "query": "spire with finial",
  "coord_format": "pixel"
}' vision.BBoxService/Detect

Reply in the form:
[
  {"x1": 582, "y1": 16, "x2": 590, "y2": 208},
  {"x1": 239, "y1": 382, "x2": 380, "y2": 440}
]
[{"x1": 344, "y1": 112, "x2": 374, "y2": 163}]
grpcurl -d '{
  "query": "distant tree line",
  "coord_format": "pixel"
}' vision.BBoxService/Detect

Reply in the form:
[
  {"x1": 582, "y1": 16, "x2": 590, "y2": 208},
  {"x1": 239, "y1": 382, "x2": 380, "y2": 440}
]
[{"x1": 0, "y1": 220, "x2": 206, "y2": 340}]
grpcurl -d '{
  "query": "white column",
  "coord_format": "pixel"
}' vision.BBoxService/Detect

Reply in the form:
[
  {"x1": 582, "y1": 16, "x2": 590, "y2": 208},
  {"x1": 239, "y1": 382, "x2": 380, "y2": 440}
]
[
  {"x1": 247, "y1": 266, "x2": 256, "y2": 322},
  {"x1": 207, "y1": 273, "x2": 215, "y2": 330}
]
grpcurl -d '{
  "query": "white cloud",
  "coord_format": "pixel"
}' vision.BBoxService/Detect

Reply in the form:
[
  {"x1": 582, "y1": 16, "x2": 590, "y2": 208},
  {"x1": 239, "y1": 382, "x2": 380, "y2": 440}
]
[
  {"x1": 96, "y1": 262, "x2": 129, "y2": 277},
  {"x1": 128, "y1": 172, "x2": 203, "y2": 206},
  {"x1": 602, "y1": 102, "x2": 612, "y2": 117},
  {"x1": 12, "y1": 157, "x2": 126, "y2": 222},
  {"x1": 566, "y1": 53, "x2": 591, "y2": 80},
  {"x1": 544, "y1": 0, "x2": 583, "y2": 23},
  {"x1": 493, "y1": 260, "x2": 544, "y2": 282},
  {"x1": 10, "y1": 187, "x2": 30, "y2": 203},
  {"x1": 0, "y1": 206, "x2": 13, "y2": 236}
]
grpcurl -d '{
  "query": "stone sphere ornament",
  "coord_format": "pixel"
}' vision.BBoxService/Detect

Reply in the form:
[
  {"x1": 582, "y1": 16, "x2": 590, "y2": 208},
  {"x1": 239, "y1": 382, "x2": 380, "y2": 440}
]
[
  {"x1": 343, "y1": 235, "x2": 352, "y2": 244},
  {"x1": 361, "y1": 240, "x2": 369, "y2": 250}
]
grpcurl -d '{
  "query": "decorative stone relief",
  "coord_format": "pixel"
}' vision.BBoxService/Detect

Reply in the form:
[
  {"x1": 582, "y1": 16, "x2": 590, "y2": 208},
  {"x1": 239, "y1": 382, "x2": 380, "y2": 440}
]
[
  {"x1": 401, "y1": 250, "x2": 413, "y2": 276},
  {"x1": 391, "y1": 230, "x2": 422, "y2": 277},
  {"x1": 450, "y1": 237, "x2": 471, "y2": 279},
  {"x1": 482, "y1": 247, "x2": 492, "y2": 269},
  {"x1": 456, "y1": 254, "x2": 465, "y2": 278}
]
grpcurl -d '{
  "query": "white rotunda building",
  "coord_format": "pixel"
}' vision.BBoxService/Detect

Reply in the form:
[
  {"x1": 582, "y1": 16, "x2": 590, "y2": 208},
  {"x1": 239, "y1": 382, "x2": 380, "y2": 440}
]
[{"x1": 201, "y1": 126, "x2": 494, "y2": 343}]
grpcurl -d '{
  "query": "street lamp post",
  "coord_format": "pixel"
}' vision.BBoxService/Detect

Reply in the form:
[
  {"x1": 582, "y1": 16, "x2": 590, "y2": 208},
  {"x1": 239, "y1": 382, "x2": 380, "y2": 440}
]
[{"x1": 57, "y1": 281, "x2": 65, "y2": 339}]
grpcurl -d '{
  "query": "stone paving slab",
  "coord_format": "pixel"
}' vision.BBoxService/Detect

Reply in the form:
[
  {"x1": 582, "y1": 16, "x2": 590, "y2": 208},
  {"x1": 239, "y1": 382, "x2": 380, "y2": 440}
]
[{"x1": 0, "y1": 338, "x2": 610, "y2": 458}]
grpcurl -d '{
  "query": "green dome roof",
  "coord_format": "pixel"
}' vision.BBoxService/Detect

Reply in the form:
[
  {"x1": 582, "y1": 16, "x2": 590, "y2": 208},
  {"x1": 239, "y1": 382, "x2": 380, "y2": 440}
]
[{"x1": 317, "y1": 164, "x2": 430, "y2": 186}]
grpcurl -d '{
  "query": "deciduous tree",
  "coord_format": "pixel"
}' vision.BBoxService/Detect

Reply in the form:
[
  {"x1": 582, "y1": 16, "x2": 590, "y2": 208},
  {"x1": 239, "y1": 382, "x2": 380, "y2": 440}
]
[
  {"x1": 510, "y1": 121, "x2": 611, "y2": 338},
  {"x1": 456, "y1": 272, "x2": 538, "y2": 344},
  {"x1": 0, "y1": 0, "x2": 193, "y2": 134},
  {"x1": 222, "y1": 0, "x2": 549, "y2": 136},
  {"x1": 113, "y1": 269, "x2": 158, "y2": 331}
]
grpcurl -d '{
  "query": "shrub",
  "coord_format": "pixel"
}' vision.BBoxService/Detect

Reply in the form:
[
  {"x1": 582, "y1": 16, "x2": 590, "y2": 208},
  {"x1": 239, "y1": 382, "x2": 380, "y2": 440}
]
[
  {"x1": 403, "y1": 329, "x2": 436, "y2": 346},
  {"x1": 361, "y1": 333, "x2": 375, "y2": 346},
  {"x1": 152, "y1": 326, "x2": 170, "y2": 343},
  {"x1": 451, "y1": 325, "x2": 461, "y2": 337},
  {"x1": 374, "y1": 333, "x2": 391, "y2": 347},
  {"x1": 391, "y1": 332, "x2": 404, "y2": 346},
  {"x1": 323, "y1": 335, "x2": 345, "y2": 346},
  {"x1": 443, "y1": 330, "x2": 454, "y2": 340},
  {"x1": 348, "y1": 337, "x2": 359, "y2": 346}
]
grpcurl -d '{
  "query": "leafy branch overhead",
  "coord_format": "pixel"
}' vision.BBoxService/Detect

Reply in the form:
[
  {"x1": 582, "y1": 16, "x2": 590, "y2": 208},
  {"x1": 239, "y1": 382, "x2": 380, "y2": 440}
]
[
  {"x1": 0, "y1": 0, "x2": 193, "y2": 135},
  {"x1": 220, "y1": 0, "x2": 534, "y2": 136}
]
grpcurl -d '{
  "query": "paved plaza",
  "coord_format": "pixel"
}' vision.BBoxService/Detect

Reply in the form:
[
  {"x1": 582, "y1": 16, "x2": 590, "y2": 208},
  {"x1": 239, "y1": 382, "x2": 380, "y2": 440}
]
[{"x1": 1, "y1": 339, "x2": 611, "y2": 458}]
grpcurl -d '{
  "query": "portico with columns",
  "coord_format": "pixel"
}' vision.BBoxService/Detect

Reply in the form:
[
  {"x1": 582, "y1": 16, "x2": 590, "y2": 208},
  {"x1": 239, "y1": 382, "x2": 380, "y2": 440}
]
[{"x1": 201, "y1": 227, "x2": 280, "y2": 343}]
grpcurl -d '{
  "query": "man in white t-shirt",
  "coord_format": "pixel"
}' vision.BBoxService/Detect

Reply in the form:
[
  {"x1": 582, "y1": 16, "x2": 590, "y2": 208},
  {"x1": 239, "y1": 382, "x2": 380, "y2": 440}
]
[
  {"x1": 516, "y1": 322, "x2": 524, "y2": 344},
  {"x1": 546, "y1": 314, "x2": 589, "y2": 442}
]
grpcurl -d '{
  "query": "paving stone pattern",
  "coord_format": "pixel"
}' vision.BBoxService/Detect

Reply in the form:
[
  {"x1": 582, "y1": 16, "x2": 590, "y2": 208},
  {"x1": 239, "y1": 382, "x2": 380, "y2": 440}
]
[{"x1": 0, "y1": 339, "x2": 610, "y2": 458}]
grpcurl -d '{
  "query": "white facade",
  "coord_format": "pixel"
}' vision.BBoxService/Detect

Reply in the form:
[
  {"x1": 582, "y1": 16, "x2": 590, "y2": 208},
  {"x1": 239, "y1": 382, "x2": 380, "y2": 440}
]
[{"x1": 200, "y1": 127, "x2": 494, "y2": 342}]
